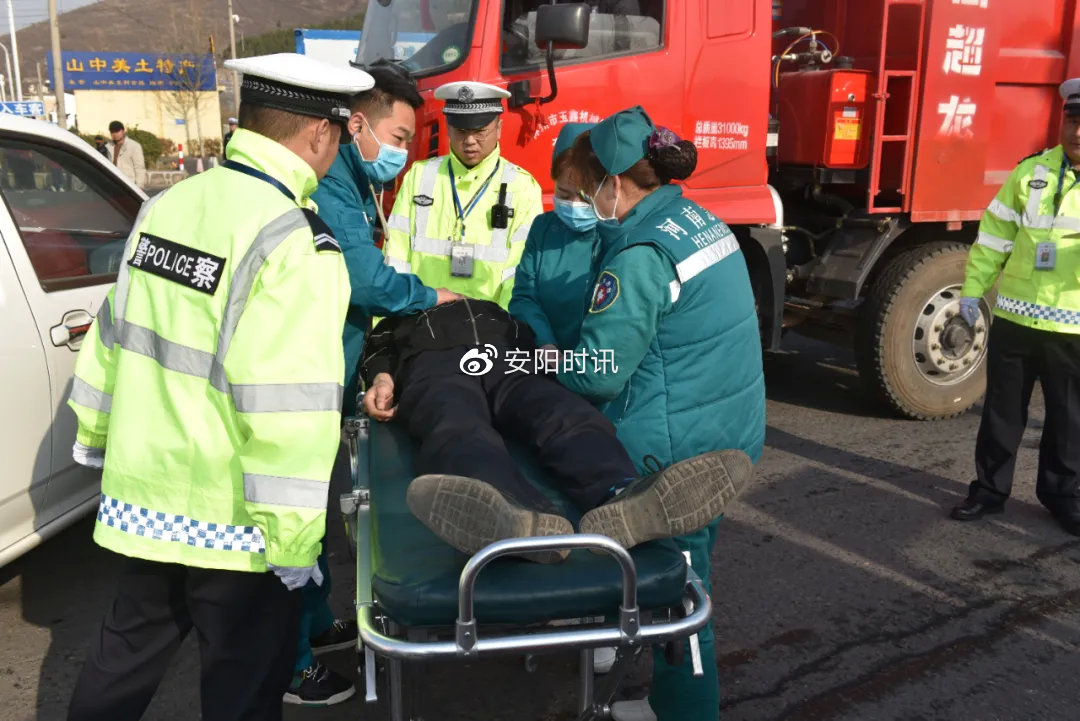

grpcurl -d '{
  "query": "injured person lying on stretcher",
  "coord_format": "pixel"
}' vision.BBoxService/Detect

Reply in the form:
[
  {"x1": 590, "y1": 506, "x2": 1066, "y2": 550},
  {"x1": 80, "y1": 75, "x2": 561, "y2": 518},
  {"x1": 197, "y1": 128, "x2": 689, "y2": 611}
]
[{"x1": 359, "y1": 298, "x2": 753, "y2": 564}]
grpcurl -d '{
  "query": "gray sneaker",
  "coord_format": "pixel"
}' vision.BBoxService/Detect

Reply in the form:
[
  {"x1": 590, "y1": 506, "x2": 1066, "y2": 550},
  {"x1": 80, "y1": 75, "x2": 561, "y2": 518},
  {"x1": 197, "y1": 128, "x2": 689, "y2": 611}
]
[
  {"x1": 579, "y1": 450, "x2": 753, "y2": 549},
  {"x1": 406, "y1": 474, "x2": 574, "y2": 563}
]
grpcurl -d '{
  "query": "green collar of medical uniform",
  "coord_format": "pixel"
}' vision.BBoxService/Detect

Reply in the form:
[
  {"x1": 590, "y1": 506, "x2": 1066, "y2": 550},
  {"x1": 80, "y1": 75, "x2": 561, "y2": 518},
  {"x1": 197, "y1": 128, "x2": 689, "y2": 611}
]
[
  {"x1": 597, "y1": 184, "x2": 683, "y2": 256},
  {"x1": 225, "y1": 128, "x2": 319, "y2": 205}
]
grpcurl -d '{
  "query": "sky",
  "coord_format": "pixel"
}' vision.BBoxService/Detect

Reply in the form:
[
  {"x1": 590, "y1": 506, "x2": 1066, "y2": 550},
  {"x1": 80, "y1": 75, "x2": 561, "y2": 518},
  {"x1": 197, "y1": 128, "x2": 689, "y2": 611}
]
[{"x1": 8, "y1": 0, "x2": 100, "y2": 30}]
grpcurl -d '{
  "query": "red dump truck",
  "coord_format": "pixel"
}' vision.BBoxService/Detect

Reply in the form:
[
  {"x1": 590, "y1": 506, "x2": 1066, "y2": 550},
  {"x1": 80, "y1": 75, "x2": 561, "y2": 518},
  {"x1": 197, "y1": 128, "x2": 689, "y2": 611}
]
[{"x1": 353, "y1": 0, "x2": 1078, "y2": 419}]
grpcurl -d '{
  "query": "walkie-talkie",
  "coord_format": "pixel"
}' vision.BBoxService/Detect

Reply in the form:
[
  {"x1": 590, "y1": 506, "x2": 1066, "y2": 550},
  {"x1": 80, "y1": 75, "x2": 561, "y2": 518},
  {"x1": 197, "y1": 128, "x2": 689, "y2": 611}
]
[{"x1": 491, "y1": 182, "x2": 514, "y2": 229}]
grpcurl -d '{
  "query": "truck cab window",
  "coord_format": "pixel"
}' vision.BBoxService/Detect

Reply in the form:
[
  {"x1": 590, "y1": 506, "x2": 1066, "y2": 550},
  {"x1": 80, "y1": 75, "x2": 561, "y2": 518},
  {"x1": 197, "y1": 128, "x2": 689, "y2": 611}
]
[
  {"x1": 501, "y1": 0, "x2": 663, "y2": 71},
  {"x1": 0, "y1": 139, "x2": 140, "y2": 291}
]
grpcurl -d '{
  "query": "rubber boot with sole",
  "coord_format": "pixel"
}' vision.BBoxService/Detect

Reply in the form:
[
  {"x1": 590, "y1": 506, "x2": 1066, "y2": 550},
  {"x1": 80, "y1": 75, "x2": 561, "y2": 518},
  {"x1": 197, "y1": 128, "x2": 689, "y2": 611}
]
[
  {"x1": 579, "y1": 450, "x2": 753, "y2": 549},
  {"x1": 407, "y1": 474, "x2": 574, "y2": 563}
]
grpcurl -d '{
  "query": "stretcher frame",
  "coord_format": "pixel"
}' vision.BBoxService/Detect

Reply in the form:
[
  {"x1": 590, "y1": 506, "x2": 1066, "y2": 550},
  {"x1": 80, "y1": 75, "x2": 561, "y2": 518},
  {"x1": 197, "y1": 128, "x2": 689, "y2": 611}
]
[{"x1": 340, "y1": 416, "x2": 713, "y2": 721}]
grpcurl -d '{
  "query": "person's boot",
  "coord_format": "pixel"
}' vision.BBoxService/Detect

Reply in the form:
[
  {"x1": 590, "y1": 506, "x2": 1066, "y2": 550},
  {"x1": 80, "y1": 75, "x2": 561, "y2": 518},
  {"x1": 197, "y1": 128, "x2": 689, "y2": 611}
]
[
  {"x1": 283, "y1": 662, "x2": 356, "y2": 706},
  {"x1": 407, "y1": 474, "x2": 574, "y2": 563},
  {"x1": 579, "y1": 450, "x2": 753, "y2": 549},
  {"x1": 311, "y1": 619, "x2": 359, "y2": 656}
]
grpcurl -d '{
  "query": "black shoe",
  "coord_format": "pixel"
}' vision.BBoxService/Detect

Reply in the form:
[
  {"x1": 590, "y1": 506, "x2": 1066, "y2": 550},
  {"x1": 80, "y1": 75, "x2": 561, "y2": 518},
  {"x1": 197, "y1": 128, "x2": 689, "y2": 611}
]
[
  {"x1": 283, "y1": 663, "x2": 356, "y2": 706},
  {"x1": 950, "y1": 497, "x2": 1005, "y2": 521},
  {"x1": 579, "y1": 450, "x2": 753, "y2": 549},
  {"x1": 311, "y1": 619, "x2": 358, "y2": 656}
]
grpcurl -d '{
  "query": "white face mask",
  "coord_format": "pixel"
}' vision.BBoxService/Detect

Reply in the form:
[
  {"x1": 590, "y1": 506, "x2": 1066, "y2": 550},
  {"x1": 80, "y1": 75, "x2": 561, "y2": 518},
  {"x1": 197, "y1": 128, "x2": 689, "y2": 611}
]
[{"x1": 590, "y1": 175, "x2": 619, "y2": 224}]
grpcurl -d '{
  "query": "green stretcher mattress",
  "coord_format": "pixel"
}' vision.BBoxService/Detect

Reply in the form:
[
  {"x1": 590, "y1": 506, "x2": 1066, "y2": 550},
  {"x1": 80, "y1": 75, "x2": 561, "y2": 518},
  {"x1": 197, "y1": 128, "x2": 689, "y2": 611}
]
[{"x1": 367, "y1": 422, "x2": 690, "y2": 628}]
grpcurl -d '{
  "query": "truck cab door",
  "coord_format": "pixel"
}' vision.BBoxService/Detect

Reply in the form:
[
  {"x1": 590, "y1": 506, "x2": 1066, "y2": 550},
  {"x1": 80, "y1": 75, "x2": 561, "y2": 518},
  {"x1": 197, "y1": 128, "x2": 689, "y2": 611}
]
[{"x1": 0, "y1": 135, "x2": 142, "y2": 528}]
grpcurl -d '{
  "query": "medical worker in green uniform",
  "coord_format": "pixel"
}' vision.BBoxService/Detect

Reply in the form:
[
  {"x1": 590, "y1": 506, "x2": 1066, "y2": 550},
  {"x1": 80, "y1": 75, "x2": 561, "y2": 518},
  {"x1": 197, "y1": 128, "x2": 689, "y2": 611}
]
[{"x1": 557, "y1": 107, "x2": 766, "y2": 721}]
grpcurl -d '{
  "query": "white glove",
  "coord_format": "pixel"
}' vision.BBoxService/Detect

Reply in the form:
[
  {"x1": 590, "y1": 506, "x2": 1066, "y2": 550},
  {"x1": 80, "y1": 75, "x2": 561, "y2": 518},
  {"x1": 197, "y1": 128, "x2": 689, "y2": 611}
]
[
  {"x1": 268, "y1": 562, "x2": 324, "y2": 591},
  {"x1": 958, "y1": 297, "x2": 980, "y2": 327},
  {"x1": 72, "y1": 441, "x2": 105, "y2": 469}
]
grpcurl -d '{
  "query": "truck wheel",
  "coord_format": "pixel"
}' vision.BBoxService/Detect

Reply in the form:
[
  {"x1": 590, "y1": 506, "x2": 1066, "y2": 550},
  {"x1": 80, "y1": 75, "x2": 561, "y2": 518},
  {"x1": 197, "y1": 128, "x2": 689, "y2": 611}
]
[{"x1": 855, "y1": 242, "x2": 992, "y2": 420}]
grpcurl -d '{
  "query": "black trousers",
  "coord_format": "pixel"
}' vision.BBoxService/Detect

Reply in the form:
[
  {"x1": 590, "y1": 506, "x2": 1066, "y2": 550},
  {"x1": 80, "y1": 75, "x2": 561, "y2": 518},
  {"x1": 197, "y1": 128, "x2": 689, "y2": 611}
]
[
  {"x1": 68, "y1": 554, "x2": 301, "y2": 721},
  {"x1": 971, "y1": 318, "x2": 1080, "y2": 520},
  {"x1": 396, "y1": 347, "x2": 637, "y2": 512}
]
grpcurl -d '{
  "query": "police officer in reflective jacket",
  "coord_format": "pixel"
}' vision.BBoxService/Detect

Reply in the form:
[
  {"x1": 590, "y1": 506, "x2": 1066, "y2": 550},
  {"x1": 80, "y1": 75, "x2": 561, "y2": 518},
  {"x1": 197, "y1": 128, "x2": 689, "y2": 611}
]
[
  {"x1": 951, "y1": 78, "x2": 1080, "y2": 536},
  {"x1": 65, "y1": 54, "x2": 371, "y2": 721},
  {"x1": 382, "y1": 81, "x2": 543, "y2": 308}
]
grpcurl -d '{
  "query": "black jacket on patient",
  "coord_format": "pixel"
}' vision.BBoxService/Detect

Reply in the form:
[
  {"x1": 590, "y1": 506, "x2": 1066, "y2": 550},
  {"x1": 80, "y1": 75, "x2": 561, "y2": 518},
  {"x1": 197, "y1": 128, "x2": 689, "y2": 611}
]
[{"x1": 360, "y1": 298, "x2": 536, "y2": 385}]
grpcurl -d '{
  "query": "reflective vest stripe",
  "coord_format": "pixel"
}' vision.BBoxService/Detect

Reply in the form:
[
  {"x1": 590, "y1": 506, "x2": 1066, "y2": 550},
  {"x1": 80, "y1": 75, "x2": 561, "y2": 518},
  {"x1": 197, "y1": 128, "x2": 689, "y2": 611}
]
[
  {"x1": 1025, "y1": 164, "x2": 1049, "y2": 221},
  {"x1": 111, "y1": 193, "x2": 165, "y2": 335},
  {"x1": 70, "y1": 375, "x2": 112, "y2": 412},
  {"x1": 97, "y1": 492, "x2": 266, "y2": 553},
  {"x1": 997, "y1": 294, "x2": 1080, "y2": 325},
  {"x1": 675, "y1": 232, "x2": 740, "y2": 284},
  {"x1": 242, "y1": 473, "x2": 329, "y2": 509},
  {"x1": 209, "y1": 208, "x2": 309, "y2": 391},
  {"x1": 976, "y1": 231, "x2": 1014, "y2": 254},
  {"x1": 669, "y1": 279, "x2": 681, "y2": 304},
  {"x1": 413, "y1": 159, "x2": 442, "y2": 243},
  {"x1": 988, "y1": 198, "x2": 1021, "y2": 225},
  {"x1": 411, "y1": 234, "x2": 513, "y2": 262},
  {"x1": 511, "y1": 221, "x2": 532, "y2": 244},
  {"x1": 120, "y1": 320, "x2": 216, "y2": 380},
  {"x1": 232, "y1": 382, "x2": 343, "y2": 413},
  {"x1": 387, "y1": 213, "x2": 411, "y2": 233},
  {"x1": 386, "y1": 256, "x2": 411, "y2": 273},
  {"x1": 501, "y1": 266, "x2": 516, "y2": 282}
]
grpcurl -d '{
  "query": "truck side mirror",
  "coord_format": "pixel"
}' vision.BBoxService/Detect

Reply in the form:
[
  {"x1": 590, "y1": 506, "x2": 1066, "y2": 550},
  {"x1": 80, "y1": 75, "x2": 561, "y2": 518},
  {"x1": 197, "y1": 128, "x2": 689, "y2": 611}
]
[{"x1": 535, "y1": 3, "x2": 591, "y2": 50}]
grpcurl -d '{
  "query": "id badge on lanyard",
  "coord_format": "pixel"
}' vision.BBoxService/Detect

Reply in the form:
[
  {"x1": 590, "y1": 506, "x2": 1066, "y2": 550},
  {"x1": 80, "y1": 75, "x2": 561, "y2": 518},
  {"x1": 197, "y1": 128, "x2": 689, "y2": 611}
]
[
  {"x1": 451, "y1": 242, "x2": 475, "y2": 277},
  {"x1": 1041, "y1": 159, "x2": 1080, "y2": 271}
]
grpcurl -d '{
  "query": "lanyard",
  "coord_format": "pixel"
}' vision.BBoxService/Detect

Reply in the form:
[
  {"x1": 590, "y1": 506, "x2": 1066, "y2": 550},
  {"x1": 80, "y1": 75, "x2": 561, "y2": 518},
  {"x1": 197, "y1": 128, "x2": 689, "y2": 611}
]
[
  {"x1": 1054, "y1": 155, "x2": 1080, "y2": 217},
  {"x1": 448, "y1": 160, "x2": 500, "y2": 242},
  {"x1": 224, "y1": 160, "x2": 296, "y2": 202}
]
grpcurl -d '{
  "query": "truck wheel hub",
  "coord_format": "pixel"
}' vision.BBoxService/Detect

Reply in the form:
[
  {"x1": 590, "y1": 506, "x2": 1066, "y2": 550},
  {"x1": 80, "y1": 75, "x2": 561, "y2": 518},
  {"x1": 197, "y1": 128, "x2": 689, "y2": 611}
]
[{"x1": 911, "y1": 284, "x2": 987, "y2": 385}]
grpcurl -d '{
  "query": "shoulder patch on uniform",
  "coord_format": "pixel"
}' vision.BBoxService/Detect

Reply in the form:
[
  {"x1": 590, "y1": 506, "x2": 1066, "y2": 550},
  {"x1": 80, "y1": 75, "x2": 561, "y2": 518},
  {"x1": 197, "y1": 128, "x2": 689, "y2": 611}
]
[
  {"x1": 1029, "y1": 179, "x2": 1048, "y2": 190},
  {"x1": 589, "y1": 271, "x2": 620, "y2": 314},
  {"x1": 302, "y1": 207, "x2": 341, "y2": 253},
  {"x1": 413, "y1": 194, "x2": 434, "y2": 207},
  {"x1": 128, "y1": 232, "x2": 225, "y2": 295},
  {"x1": 1020, "y1": 149, "x2": 1047, "y2": 163}
]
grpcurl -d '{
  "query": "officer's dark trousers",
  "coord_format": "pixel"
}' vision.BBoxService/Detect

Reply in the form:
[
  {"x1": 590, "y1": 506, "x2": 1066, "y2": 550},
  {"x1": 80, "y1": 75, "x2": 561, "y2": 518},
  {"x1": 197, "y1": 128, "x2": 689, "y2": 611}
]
[
  {"x1": 396, "y1": 347, "x2": 637, "y2": 512},
  {"x1": 67, "y1": 554, "x2": 301, "y2": 721},
  {"x1": 971, "y1": 318, "x2": 1080, "y2": 520}
]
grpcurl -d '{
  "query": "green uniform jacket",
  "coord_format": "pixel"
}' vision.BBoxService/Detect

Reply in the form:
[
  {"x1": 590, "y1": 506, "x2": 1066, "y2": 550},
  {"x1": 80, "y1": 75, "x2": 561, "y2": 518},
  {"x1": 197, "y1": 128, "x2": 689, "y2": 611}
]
[
  {"x1": 383, "y1": 146, "x2": 542, "y2": 306},
  {"x1": 312, "y1": 144, "x2": 436, "y2": 414},
  {"x1": 67, "y1": 129, "x2": 350, "y2": 572},
  {"x1": 558, "y1": 185, "x2": 766, "y2": 469},
  {"x1": 509, "y1": 212, "x2": 601, "y2": 349},
  {"x1": 962, "y1": 145, "x2": 1080, "y2": 333}
]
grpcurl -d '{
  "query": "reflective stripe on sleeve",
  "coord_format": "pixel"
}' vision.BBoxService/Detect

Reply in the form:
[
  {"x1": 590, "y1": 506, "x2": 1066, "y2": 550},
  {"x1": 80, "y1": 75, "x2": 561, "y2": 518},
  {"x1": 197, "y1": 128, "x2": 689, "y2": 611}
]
[
  {"x1": 243, "y1": 473, "x2": 329, "y2": 509},
  {"x1": 232, "y1": 382, "x2": 343, "y2": 413},
  {"x1": 386, "y1": 256, "x2": 412, "y2": 273},
  {"x1": 975, "y1": 231, "x2": 1014, "y2": 254},
  {"x1": 1024, "y1": 164, "x2": 1049, "y2": 222},
  {"x1": 97, "y1": 296, "x2": 116, "y2": 350},
  {"x1": 387, "y1": 213, "x2": 411, "y2": 233},
  {"x1": 511, "y1": 221, "x2": 532, "y2": 244},
  {"x1": 674, "y1": 231, "x2": 740, "y2": 283},
  {"x1": 413, "y1": 159, "x2": 442, "y2": 239},
  {"x1": 501, "y1": 266, "x2": 516, "y2": 282},
  {"x1": 669, "y1": 280, "x2": 682, "y2": 304},
  {"x1": 987, "y1": 198, "x2": 1021, "y2": 225},
  {"x1": 119, "y1": 321, "x2": 215, "y2": 378},
  {"x1": 70, "y1": 376, "x2": 113, "y2": 412}
]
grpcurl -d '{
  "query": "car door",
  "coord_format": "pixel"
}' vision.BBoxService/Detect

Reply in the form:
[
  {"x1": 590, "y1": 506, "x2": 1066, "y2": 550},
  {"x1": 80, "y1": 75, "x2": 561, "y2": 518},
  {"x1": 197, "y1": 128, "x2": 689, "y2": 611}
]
[
  {"x1": 0, "y1": 236, "x2": 54, "y2": 562},
  {"x1": 0, "y1": 135, "x2": 143, "y2": 530}
]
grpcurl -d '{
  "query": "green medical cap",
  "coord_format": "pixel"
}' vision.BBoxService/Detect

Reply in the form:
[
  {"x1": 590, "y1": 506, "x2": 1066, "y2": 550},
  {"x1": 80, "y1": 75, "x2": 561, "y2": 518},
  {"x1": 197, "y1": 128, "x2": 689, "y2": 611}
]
[
  {"x1": 553, "y1": 122, "x2": 595, "y2": 164},
  {"x1": 588, "y1": 106, "x2": 656, "y2": 175}
]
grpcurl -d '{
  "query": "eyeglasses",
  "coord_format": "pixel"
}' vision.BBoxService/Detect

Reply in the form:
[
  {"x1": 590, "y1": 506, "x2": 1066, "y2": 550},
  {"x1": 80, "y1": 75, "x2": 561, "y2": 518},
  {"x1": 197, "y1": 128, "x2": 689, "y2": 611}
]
[{"x1": 448, "y1": 123, "x2": 499, "y2": 141}]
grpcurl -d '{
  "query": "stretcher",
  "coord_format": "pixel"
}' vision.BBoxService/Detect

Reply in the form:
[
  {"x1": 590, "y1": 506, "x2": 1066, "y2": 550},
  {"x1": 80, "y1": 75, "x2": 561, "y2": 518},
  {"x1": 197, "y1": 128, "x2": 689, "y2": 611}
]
[{"x1": 339, "y1": 416, "x2": 712, "y2": 721}]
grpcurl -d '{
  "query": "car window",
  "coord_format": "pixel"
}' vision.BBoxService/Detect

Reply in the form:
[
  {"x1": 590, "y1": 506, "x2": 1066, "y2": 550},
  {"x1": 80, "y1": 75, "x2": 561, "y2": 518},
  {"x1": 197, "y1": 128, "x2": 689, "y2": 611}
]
[
  {"x1": 501, "y1": 0, "x2": 663, "y2": 72},
  {"x1": 0, "y1": 137, "x2": 141, "y2": 292}
]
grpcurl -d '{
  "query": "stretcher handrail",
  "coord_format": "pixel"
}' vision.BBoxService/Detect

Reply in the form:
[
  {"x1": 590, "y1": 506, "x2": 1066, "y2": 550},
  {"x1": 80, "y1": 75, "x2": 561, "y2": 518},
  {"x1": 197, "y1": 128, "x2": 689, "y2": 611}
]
[
  {"x1": 358, "y1": 565, "x2": 711, "y2": 662},
  {"x1": 457, "y1": 534, "x2": 640, "y2": 655}
]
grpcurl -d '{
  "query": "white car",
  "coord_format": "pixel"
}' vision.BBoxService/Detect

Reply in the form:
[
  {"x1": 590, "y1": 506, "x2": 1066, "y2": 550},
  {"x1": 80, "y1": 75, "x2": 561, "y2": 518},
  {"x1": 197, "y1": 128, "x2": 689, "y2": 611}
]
[{"x1": 0, "y1": 114, "x2": 145, "y2": 566}]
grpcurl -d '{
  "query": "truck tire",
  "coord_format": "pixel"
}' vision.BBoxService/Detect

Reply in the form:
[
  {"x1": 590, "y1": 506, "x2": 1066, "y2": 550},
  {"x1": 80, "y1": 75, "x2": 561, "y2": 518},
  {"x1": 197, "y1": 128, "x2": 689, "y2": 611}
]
[{"x1": 855, "y1": 242, "x2": 992, "y2": 420}]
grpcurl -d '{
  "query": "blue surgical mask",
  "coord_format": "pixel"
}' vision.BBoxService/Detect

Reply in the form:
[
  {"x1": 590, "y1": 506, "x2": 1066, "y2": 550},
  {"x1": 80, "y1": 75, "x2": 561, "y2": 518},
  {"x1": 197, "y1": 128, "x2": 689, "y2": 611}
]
[
  {"x1": 590, "y1": 175, "x2": 620, "y2": 226},
  {"x1": 553, "y1": 197, "x2": 598, "y2": 232},
  {"x1": 354, "y1": 121, "x2": 408, "y2": 183}
]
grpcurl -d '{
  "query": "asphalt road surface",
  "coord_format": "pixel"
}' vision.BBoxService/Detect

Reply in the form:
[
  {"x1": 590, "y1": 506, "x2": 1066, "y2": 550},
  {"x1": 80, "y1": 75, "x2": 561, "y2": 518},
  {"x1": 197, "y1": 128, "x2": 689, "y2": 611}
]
[{"x1": 2, "y1": 334, "x2": 1078, "y2": 721}]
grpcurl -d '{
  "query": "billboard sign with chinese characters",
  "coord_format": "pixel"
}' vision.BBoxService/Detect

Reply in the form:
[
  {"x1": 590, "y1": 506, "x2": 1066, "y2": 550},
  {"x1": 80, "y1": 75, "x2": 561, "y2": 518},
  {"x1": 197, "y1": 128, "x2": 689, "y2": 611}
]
[
  {"x1": 0, "y1": 101, "x2": 44, "y2": 116},
  {"x1": 47, "y1": 52, "x2": 216, "y2": 91}
]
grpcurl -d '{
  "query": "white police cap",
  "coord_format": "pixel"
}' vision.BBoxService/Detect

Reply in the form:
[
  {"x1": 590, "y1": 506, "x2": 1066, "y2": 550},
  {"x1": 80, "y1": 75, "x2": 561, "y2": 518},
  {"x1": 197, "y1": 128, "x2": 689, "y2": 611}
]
[
  {"x1": 1060, "y1": 77, "x2": 1080, "y2": 115},
  {"x1": 435, "y1": 81, "x2": 510, "y2": 130},
  {"x1": 225, "y1": 53, "x2": 374, "y2": 129}
]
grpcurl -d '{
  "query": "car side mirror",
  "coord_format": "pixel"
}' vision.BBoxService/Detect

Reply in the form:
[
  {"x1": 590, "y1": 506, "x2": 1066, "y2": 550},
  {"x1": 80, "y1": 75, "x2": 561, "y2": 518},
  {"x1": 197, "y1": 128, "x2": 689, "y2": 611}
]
[{"x1": 535, "y1": 3, "x2": 591, "y2": 50}]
